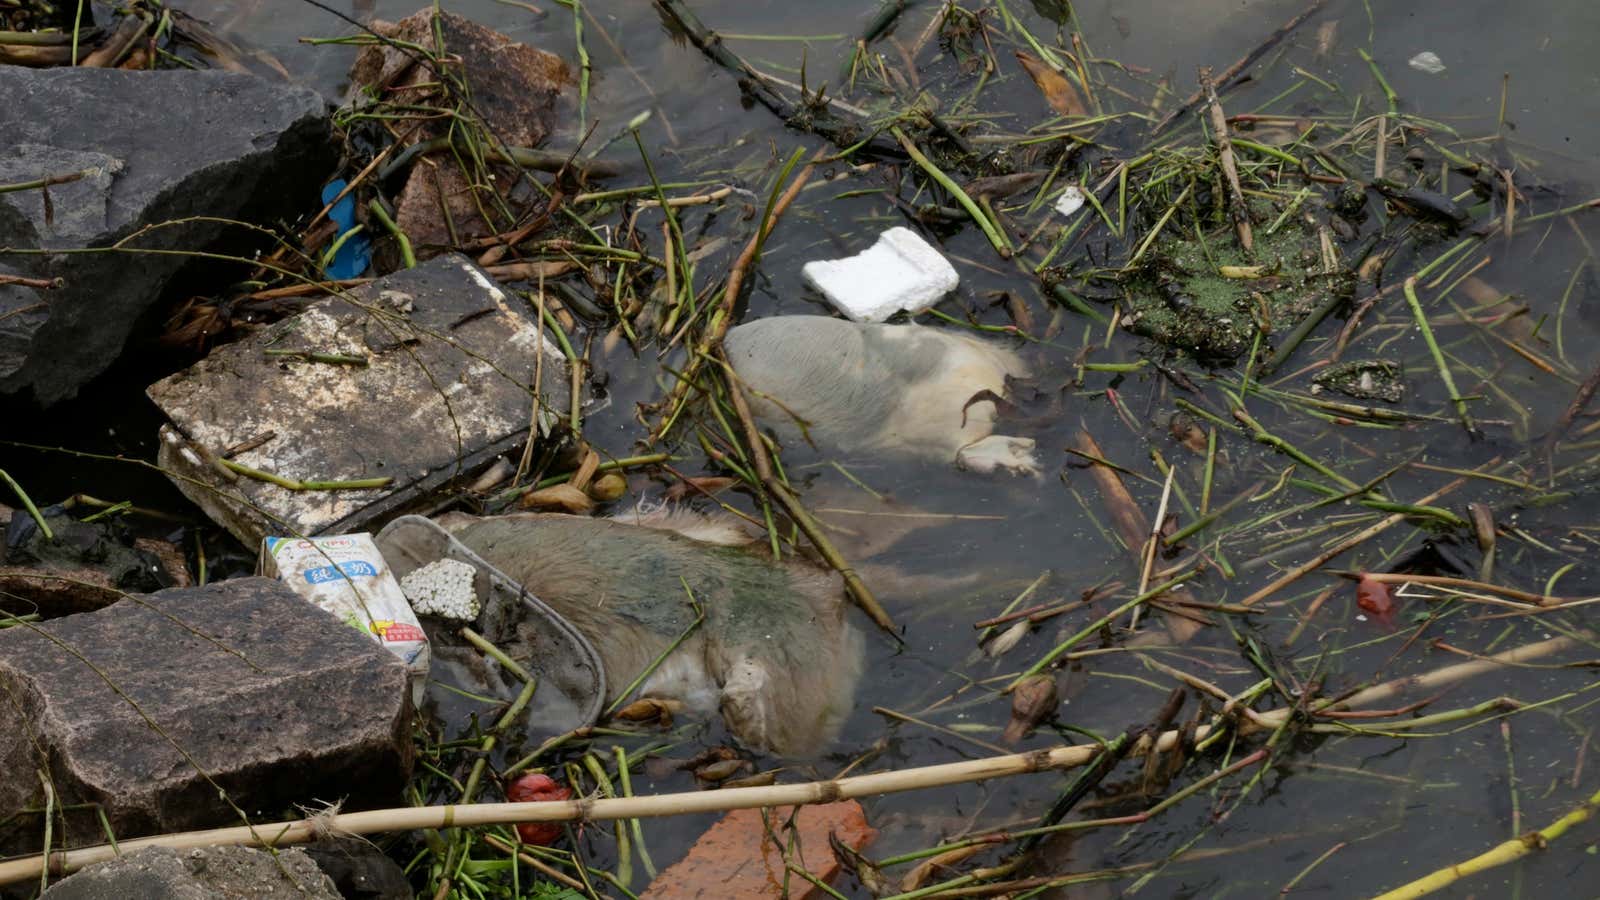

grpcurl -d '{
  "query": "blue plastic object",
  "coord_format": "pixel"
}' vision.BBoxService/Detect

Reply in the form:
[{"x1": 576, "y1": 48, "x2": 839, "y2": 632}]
[{"x1": 320, "y1": 179, "x2": 371, "y2": 280}]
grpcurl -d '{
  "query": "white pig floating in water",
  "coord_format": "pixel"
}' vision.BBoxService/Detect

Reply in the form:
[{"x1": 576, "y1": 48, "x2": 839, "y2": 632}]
[
  {"x1": 442, "y1": 506, "x2": 863, "y2": 756},
  {"x1": 725, "y1": 315, "x2": 1039, "y2": 476}
]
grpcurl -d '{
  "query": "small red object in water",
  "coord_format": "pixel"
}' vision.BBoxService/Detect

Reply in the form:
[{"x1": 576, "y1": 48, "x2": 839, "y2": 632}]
[
  {"x1": 1356, "y1": 574, "x2": 1396, "y2": 627},
  {"x1": 506, "y1": 773, "x2": 573, "y2": 846}
]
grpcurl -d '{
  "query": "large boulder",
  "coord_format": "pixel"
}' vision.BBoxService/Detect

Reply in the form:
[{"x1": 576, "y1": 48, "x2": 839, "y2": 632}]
[
  {"x1": 0, "y1": 577, "x2": 412, "y2": 855},
  {"x1": 0, "y1": 68, "x2": 331, "y2": 404},
  {"x1": 41, "y1": 845, "x2": 341, "y2": 899}
]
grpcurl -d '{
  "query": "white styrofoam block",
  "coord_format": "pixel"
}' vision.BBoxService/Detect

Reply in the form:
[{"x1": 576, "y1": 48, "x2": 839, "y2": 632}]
[
  {"x1": 1054, "y1": 185, "x2": 1085, "y2": 217},
  {"x1": 1408, "y1": 51, "x2": 1445, "y2": 75},
  {"x1": 801, "y1": 226, "x2": 959, "y2": 322}
]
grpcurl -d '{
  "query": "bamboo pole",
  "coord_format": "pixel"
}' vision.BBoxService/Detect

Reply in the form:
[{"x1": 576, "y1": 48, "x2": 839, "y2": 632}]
[{"x1": 1, "y1": 633, "x2": 1572, "y2": 886}]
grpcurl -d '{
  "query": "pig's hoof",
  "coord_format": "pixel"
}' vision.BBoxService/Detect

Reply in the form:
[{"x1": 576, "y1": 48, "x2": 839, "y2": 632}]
[{"x1": 957, "y1": 435, "x2": 1040, "y2": 476}]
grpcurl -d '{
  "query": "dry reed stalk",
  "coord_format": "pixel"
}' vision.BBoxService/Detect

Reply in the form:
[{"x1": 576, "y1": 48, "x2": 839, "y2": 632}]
[
  {"x1": 1371, "y1": 779, "x2": 1600, "y2": 899},
  {"x1": 649, "y1": 148, "x2": 824, "y2": 442},
  {"x1": 1201, "y1": 67, "x2": 1253, "y2": 254},
  {"x1": 1238, "y1": 478, "x2": 1466, "y2": 607},
  {"x1": 720, "y1": 348, "x2": 896, "y2": 633},
  {"x1": 1073, "y1": 430, "x2": 1204, "y2": 642}
]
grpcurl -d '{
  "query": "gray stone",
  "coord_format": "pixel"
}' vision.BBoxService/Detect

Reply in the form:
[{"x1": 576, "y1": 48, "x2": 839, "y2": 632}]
[
  {"x1": 42, "y1": 845, "x2": 341, "y2": 900},
  {"x1": 0, "y1": 578, "x2": 411, "y2": 855},
  {"x1": 148, "y1": 254, "x2": 580, "y2": 547},
  {"x1": 301, "y1": 837, "x2": 413, "y2": 899},
  {"x1": 0, "y1": 68, "x2": 331, "y2": 404}
]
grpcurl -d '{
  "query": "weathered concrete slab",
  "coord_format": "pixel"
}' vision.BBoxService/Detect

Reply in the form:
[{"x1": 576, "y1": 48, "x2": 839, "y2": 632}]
[
  {"x1": 147, "y1": 254, "x2": 578, "y2": 547},
  {"x1": 0, "y1": 578, "x2": 411, "y2": 855},
  {"x1": 0, "y1": 67, "x2": 330, "y2": 404},
  {"x1": 41, "y1": 846, "x2": 341, "y2": 900}
]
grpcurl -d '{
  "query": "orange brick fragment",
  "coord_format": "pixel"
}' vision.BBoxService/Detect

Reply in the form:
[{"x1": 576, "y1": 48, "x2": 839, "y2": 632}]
[{"x1": 642, "y1": 801, "x2": 876, "y2": 899}]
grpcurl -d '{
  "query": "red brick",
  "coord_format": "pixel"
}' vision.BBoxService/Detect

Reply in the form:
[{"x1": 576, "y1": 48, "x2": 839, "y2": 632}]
[{"x1": 643, "y1": 802, "x2": 876, "y2": 898}]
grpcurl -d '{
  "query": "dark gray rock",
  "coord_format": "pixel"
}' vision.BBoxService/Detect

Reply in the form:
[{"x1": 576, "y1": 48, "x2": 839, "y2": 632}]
[
  {"x1": 302, "y1": 837, "x2": 414, "y2": 899},
  {"x1": 41, "y1": 845, "x2": 341, "y2": 900},
  {"x1": 0, "y1": 68, "x2": 331, "y2": 404},
  {"x1": 0, "y1": 577, "x2": 412, "y2": 855}
]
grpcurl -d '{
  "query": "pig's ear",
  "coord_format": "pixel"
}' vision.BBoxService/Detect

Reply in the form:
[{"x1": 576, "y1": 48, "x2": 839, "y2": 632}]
[
  {"x1": 719, "y1": 657, "x2": 776, "y2": 753},
  {"x1": 609, "y1": 500, "x2": 756, "y2": 546}
]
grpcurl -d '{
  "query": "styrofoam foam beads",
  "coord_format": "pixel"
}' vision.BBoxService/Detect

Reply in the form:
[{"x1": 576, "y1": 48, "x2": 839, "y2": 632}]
[{"x1": 400, "y1": 558, "x2": 480, "y2": 621}]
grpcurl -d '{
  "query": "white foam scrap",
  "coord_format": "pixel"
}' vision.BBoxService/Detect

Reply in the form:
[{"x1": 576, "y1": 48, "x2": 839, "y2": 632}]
[
  {"x1": 801, "y1": 226, "x2": 959, "y2": 323},
  {"x1": 1054, "y1": 185, "x2": 1085, "y2": 217},
  {"x1": 1408, "y1": 51, "x2": 1445, "y2": 75},
  {"x1": 401, "y1": 558, "x2": 480, "y2": 621}
]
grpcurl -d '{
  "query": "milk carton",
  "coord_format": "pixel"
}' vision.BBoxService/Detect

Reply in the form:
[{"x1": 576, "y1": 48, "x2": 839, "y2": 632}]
[{"x1": 260, "y1": 533, "x2": 430, "y2": 693}]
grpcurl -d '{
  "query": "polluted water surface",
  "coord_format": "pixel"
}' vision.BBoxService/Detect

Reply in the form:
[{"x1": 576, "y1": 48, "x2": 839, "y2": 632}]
[{"x1": 3, "y1": 0, "x2": 1600, "y2": 897}]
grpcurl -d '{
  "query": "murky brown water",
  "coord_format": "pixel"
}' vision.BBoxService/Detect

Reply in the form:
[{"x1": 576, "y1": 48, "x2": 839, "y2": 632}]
[{"x1": 10, "y1": 0, "x2": 1600, "y2": 895}]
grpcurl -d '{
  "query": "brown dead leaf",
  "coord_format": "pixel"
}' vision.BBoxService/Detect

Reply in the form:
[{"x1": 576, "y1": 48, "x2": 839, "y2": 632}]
[
  {"x1": 612, "y1": 697, "x2": 682, "y2": 725},
  {"x1": 1168, "y1": 413, "x2": 1208, "y2": 455},
  {"x1": 1002, "y1": 674, "x2": 1059, "y2": 743},
  {"x1": 1014, "y1": 51, "x2": 1087, "y2": 117},
  {"x1": 587, "y1": 472, "x2": 628, "y2": 501},
  {"x1": 694, "y1": 758, "x2": 752, "y2": 783},
  {"x1": 517, "y1": 483, "x2": 594, "y2": 514},
  {"x1": 900, "y1": 844, "x2": 986, "y2": 893},
  {"x1": 569, "y1": 449, "x2": 600, "y2": 492}
]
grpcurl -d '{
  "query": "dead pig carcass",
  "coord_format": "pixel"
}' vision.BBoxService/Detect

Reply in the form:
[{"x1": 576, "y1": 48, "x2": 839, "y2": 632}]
[
  {"x1": 725, "y1": 316, "x2": 1039, "y2": 476},
  {"x1": 437, "y1": 508, "x2": 865, "y2": 757},
  {"x1": 148, "y1": 255, "x2": 581, "y2": 547}
]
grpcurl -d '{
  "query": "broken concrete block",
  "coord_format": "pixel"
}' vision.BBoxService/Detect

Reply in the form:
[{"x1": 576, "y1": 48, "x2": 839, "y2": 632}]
[
  {"x1": 642, "y1": 802, "x2": 876, "y2": 898},
  {"x1": 147, "y1": 254, "x2": 578, "y2": 547},
  {"x1": 0, "y1": 577, "x2": 412, "y2": 855},
  {"x1": 42, "y1": 846, "x2": 341, "y2": 900},
  {"x1": 0, "y1": 68, "x2": 331, "y2": 404},
  {"x1": 801, "y1": 227, "x2": 959, "y2": 322}
]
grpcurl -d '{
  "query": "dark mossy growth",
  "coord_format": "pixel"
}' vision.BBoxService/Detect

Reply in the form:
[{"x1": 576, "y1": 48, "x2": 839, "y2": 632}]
[
  {"x1": 1313, "y1": 359, "x2": 1405, "y2": 403},
  {"x1": 1118, "y1": 226, "x2": 1355, "y2": 364}
]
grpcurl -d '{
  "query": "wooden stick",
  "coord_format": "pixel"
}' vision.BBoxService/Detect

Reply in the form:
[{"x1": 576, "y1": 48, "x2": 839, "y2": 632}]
[
  {"x1": 0, "y1": 633, "x2": 1572, "y2": 887},
  {"x1": 1541, "y1": 351, "x2": 1600, "y2": 473}
]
